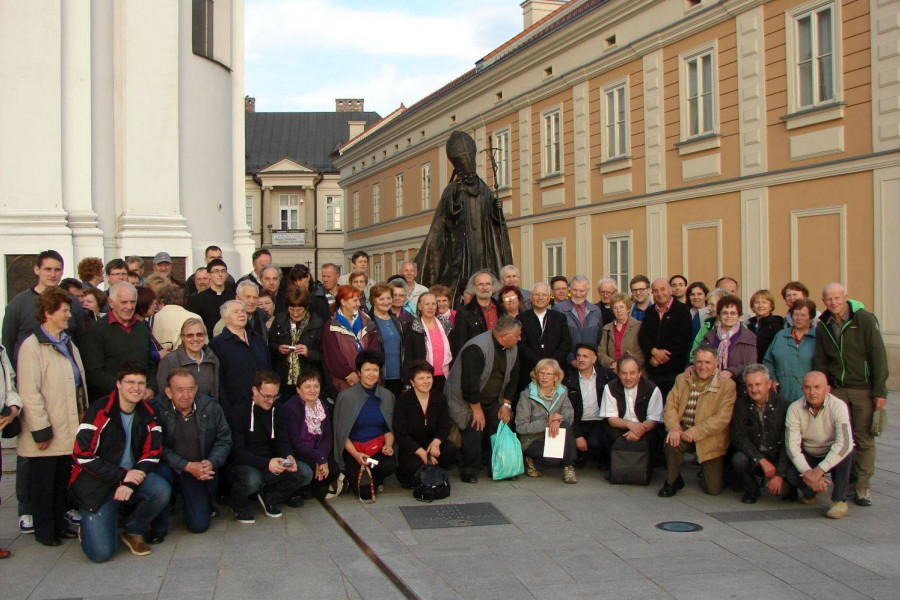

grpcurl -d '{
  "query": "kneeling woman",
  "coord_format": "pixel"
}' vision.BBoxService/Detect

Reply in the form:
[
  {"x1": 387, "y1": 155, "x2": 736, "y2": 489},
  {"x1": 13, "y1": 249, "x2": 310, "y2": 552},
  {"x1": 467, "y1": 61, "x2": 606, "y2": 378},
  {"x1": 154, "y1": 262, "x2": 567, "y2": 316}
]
[
  {"x1": 393, "y1": 360, "x2": 457, "y2": 488},
  {"x1": 284, "y1": 370, "x2": 339, "y2": 499},
  {"x1": 515, "y1": 358, "x2": 578, "y2": 484},
  {"x1": 333, "y1": 351, "x2": 397, "y2": 498}
]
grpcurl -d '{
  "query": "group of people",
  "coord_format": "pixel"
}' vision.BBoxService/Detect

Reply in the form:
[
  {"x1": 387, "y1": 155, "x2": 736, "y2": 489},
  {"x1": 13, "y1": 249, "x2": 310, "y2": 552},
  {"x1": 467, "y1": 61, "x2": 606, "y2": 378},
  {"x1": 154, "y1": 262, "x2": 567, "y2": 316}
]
[{"x1": 0, "y1": 247, "x2": 889, "y2": 563}]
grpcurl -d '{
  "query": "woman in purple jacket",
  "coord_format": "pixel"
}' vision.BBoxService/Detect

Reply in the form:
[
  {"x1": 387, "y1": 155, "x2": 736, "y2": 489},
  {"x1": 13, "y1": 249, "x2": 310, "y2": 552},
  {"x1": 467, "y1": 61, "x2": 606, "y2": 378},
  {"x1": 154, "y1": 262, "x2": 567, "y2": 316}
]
[
  {"x1": 700, "y1": 295, "x2": 757, "y2": 393},
  {"x1": 283, "y1": 370, "x2": 339, "y2": 499}
]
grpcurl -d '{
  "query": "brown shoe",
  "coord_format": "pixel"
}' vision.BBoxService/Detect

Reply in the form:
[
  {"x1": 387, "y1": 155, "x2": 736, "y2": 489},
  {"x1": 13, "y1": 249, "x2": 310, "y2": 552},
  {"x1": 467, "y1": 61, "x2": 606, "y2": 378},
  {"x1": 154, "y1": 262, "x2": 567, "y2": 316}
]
[
  {"x1": 525, "y1": 457, "x2": 541, "y2": 478},
  {"x1": 121, "y1": 533, "x2": 151, "y2": 556},
  {"x1": 563, "y1": 465, "x2": 578, "y2": 484},
  {"x1": 825, "y1": 501, "x2": 848, "y2": 519}
]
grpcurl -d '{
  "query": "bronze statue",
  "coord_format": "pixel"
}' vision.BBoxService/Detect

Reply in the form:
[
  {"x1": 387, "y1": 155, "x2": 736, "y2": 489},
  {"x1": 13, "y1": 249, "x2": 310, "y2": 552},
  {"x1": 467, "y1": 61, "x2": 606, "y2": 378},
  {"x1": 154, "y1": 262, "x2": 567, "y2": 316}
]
[{"x1": 415, "y1": 131, "x2": 513, "y2": 305}]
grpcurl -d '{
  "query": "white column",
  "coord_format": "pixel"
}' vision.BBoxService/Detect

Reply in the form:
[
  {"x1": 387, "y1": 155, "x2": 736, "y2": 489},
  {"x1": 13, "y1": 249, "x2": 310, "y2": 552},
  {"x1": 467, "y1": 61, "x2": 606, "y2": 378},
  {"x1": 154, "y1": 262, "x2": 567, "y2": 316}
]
[
  {"x1": 62, "y1": 0, "x2": 104, "y2": 263},
  {"x1": 112, "y1": 0, "x2": 191, "y2": 259},
  {"x1": 740, "y1": 188, "x2": 769, "y2": 307},
  {"x1": 642, "y1": 50, "x2": 666, "y2": 193},
  {"x1": 736, "y1": 7, "x2": 768, "y2": 176},
  {"x1": 518, "y1": 107, "x2": 533, "y2": 216},
  {"x1": 231, "y1": 0, "x2": 254, "y2": 274},
  {"x1": 573, "y1": 82, "x2": 591, "y2": 206},
  {"x1": 645, "y1": 204, "x2": 667, "y2": 280}
]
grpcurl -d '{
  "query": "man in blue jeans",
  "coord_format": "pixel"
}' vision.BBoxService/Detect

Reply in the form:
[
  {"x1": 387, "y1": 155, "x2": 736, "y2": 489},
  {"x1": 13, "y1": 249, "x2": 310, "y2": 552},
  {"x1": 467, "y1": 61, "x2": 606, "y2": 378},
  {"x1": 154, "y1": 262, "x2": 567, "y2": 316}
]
[
  {"x1": 69, "y1": 361, "x2": 171, "y2": 562},
  {"x1": 152, "y1": 368, "x2": 232, "y2": 540}
]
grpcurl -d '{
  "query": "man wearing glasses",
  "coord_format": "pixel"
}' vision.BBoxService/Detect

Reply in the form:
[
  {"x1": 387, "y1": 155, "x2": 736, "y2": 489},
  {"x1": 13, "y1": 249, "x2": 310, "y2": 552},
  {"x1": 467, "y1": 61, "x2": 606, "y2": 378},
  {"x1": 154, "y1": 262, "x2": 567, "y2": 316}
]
[
  {"x1": 70, "y1": 362, "x2": 171, "y2": 562},
  {"x1": 186, "y1": 258, "x2": 236, "y2": 337},
  {"x1": 629, "y1": 275, "x2": 652, "y2": 322}
]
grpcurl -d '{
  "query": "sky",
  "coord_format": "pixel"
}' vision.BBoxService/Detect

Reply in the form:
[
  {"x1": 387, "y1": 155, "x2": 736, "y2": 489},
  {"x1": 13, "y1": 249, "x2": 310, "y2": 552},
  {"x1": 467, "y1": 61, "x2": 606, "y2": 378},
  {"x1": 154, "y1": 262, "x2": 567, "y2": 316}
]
[{"x1": 244, "y1": 0, "x2": 525, "y2": 116}]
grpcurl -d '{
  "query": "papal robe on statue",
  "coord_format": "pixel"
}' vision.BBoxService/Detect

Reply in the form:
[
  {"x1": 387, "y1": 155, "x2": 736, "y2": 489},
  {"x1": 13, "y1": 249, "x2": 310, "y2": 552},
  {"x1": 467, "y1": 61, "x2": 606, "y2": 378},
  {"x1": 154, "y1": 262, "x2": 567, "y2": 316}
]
[{"x1": 414, "y1": 131, "x2": 513, "y2": 305}]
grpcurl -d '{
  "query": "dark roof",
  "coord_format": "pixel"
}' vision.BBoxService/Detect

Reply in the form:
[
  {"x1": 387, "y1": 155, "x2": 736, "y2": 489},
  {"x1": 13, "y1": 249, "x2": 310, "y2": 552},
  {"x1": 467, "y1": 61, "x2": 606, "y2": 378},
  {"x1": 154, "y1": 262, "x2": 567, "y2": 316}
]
[{"x1": 246, "y1": 111, "x2": 381, "y2": 175}]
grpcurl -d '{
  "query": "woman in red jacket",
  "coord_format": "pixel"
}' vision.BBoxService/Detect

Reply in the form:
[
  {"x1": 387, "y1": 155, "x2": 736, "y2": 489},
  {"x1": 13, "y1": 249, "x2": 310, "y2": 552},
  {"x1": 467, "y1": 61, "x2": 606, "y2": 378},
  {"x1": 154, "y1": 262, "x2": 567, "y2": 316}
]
[{"x1": 322, "y1": 285, "x2": 378, "y2": 393}]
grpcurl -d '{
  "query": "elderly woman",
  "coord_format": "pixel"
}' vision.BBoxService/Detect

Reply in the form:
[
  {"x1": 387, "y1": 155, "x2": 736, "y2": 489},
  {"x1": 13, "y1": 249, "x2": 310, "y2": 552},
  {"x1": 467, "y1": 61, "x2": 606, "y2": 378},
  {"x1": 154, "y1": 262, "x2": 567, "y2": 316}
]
[
  {"x1": 402, "y1": 293, "x2": 452, "y2": 397},
  {"x1": 393, "y1": 360, "x2": 457, "y2": 488},
  {"x1": 323, "y1": 285, "x2": 378, "y2": 393},
  {"x1": 699, "y1": 296, "x2": 756, "y2": 387},
  {"x1": 430, "y1": 284, "x2": 456, "y2": 325},
  {"x1": 81, "y1": 286, "x2": 107, "y2": 330},
  {"x1": 747, "y1": 289, "x2": 784, "y2": 362},
  {"x1": 348, "y1": 271, "x2": 370, "y2": 311},
  {"x1": 257, "y1": 289, "x2": 276, "y2": 330},
  {"x1": 388, "y1": 279, "x2": 415, "y2": 327},
  {"x1": 763, "y1": 298, "x2": 817, "y2": 402},
  {"x1": 515, "y1": 358, "x2": 578, "y2": 484},
  {"x1": 17, "y1": 288, "x2": 87, "y2": 546},
  {"x1": 333, "y1": 351, "x2": 397, "y2": 499},
  {"x1": 209, "y1": 299, "x2": 271, "y2": 413},
  {"x1": 283, "y1": 370, "x2": 339, "y2": 499},
  {"x1": 157, "y1": 318, "x2": 220, "y2": 400},
  {"x1": 368, "y1": 283, "x2": 405, "y2": 397},
  {"x1": 0, "y1": 341, "x2": 22, "y2": 558},
  {"x1": 598, "y1": 292, "x2": 644, "y2": 372},
  {"x1": 498, "y1": 285, "x2": 525, "y2": 318},
  {"x1": 270, "y1": 286, "x2": 325, "y2": 400}
]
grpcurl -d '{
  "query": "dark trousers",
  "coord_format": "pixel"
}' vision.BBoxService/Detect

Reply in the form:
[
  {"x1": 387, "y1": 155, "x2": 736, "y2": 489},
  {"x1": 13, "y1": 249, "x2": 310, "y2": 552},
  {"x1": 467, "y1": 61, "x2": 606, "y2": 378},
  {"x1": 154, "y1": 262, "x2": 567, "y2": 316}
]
[
  {"x1": 226, "y1": 464, "x2": 309, "y2": 510},
  {"x1": 785, "y1": 450, "x2": 854, "y2": 502},
  {"x1": 524, "y1": 423, "x2": 576, "y2": 470},
  {"x1": 459, "y1": 400, "x2": 502, "y2": 478},
  {"x1": 651, "y1": 374, "x2": 677, "y2": 403},
  {"x1": 664, "y1": 441, "x2": 725, "y2": 495},
  {"x1": 577, "y1": 420, "x2": 606, "y2": 465},
  {"x1": 298, "y1": 456, "x2": 340, "y2": 499},
  {"x1": 17, "y1": 455, "x2": 31, "y2": 515},
  {"x1": 431, "y1": 375, "x2": 446, "y2": 399},
  {"x1": 153, "y1": 463, "x2": 217, "y2": 534},
  {"x1": 343, "y1": 450, "x2": 397, "y2": 498},
  {"x1": 396, "y1": 442, "x2": 458, "y2": 487},
  {"x1": 730, "y1": 450, "x2": 794, "y2": 498},
  {"x1": 29, "y1": 455, "x2": 71, "y2": 539}
]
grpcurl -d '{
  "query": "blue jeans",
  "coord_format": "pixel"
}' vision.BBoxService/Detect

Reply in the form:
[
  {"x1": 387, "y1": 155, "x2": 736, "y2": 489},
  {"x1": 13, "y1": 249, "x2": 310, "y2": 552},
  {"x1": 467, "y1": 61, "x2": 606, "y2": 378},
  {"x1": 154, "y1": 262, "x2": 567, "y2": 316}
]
[
  {"x1": 79, "y1": 472, "x2": 171, "y2": 563},
  {"x1": 152, "y1": 464, "x2": 216, "y2": 535}
]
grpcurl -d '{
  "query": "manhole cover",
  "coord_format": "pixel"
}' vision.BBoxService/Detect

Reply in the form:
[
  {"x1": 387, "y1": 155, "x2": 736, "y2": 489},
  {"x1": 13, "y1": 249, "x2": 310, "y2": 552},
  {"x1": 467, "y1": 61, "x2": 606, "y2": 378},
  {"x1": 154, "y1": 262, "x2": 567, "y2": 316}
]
[
  {"x1": 655, "y1": 521, "x2": 703, "y2": 532},
  {"x1": 400, "y1": 502, "x2": 511, "y2": 530}
]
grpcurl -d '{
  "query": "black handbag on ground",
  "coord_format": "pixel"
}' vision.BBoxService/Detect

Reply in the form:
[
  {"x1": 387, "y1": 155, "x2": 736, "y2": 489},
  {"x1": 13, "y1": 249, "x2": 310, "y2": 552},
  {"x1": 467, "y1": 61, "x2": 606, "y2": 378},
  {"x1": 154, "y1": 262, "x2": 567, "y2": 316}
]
[
  {"x1": 608, "y1": 436, "x2": 651, "y2": 485},
  {"x1": 413, "y1": 455, "x2": 450, "y2": 502}
]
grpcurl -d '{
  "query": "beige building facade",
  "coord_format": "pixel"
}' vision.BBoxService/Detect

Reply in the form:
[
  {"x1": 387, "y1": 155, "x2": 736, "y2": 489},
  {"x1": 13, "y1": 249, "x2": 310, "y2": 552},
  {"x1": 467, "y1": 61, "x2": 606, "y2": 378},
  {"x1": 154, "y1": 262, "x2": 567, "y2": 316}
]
[{"x1": 336, "y1": 0, "x2": 900, "y2": 387}]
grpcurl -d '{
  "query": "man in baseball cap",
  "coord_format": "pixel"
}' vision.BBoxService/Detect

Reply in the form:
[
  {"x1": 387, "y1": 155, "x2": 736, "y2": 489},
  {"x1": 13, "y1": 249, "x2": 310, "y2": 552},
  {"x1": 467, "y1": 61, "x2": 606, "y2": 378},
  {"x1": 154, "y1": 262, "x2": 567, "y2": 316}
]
[{"x1": 152, "y1": 252, "x2": 183, "y2": 287}]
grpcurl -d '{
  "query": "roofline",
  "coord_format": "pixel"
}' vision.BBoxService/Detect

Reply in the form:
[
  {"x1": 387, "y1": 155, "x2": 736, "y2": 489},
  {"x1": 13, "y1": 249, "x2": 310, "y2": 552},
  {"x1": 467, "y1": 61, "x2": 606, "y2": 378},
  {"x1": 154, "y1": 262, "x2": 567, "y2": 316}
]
[{"x1": 338, "y1": 104, "x2": 407, "y2": 152}]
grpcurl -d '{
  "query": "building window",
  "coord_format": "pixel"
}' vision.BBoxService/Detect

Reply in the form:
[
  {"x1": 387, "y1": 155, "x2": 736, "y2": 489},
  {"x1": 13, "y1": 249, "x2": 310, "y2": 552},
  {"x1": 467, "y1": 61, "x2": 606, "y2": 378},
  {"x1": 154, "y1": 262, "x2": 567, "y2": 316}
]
[
  {"x1": 396, "y1": 258, "x2": 405, "y2": 272},
  {"x1": 326, "y1": 196, "x2": 342, "y2": 231},
  {"x1": 395, "y1": 174, "x2": 404, "y2": 217},
  {"x1": 373, "y1": 183, "x2": 381, "y2": 224},
  {"x1": 544, "y1": 240, "x2": 564, "y2": 278},
  {"x1": 602, "y1": 81, "x2": 628, "y2": 159},
  {"x1": 279, "y1": 194, "x2": 300, "y2": 230},
  {"x1": 352, "y1": 191, "x2": 360, "y2": 229},
  {"x1": 681, "y1": 45, "x2": 717, "y2": 139},
  {"x1": 542, "y1": 109, "x2": 561, "y2": 175},
  {"x1": 245, "y1": 196, "x2": 253, "y2": 228},
  {"x1": 374, "y1": 260, "x2": 383, "y2": 282},
  {"x1": 493, "y1": 128, "x2": 510, "y2": 188},
  {"x1": 790, "y1": 3, "x2": 837, "y2": 110},
  {"x1": 191, "y1": 0, "x2": 231, "y2": 67},
  {"x1": 421, "y1": 163, "x2": 432, "y2": 209},
  {"x1": 606, "y1": 234, "x2": 631, "y2": 293}
]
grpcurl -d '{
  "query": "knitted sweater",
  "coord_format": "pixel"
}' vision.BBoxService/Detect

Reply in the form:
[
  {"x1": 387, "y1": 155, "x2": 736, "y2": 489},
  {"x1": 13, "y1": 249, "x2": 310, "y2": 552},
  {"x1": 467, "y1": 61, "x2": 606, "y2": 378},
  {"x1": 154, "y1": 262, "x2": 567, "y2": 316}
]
[
  {"x1": 785, "y1": 393, "x2": 854, "y2": 473},
  {"x1": 83, "y1": 316, "x2": 157, "y2": 400}
]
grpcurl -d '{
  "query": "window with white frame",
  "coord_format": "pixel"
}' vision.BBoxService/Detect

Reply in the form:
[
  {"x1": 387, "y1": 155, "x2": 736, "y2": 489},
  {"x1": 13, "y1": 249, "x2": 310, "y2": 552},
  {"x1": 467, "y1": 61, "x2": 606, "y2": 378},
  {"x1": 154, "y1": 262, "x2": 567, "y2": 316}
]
[
  {"x1": 421, "y1": 163, "x2": 431, "y2": 209},
  {"x1": 395, "y1": 174, "x2": 404, "y2": 217},
  {"x1": 374, "y1": 260, "x2": 383, "y2": 283},
  {"x1": 373, "y1": 183, "x2": 381, "y2": 223},
  {"x1": 326, "y1": 196, "x2": 342, "y2": 231},
  {"x1": 493, "y1": 128, "x2": 510, "y2": 188},
  {"x1": 681, "y1": 46, "x2": 717, "y2": 139},
  {"x1": 789, "y1": 2, "x2": 837, "y2": 110},
  {"x1": 245, "y1": 196, "x2": 253, "y2": 228},
  {"x1": 606, "y1": 234, "x2": 631, "y2": 293},
  {"x1": 544, "y1": 240, "x2": 564, "y2": 278},
  {"x1": 542, "y1": 109, "x2": 561, "y2": 175},
  {"x1": 352, "y1": 191, "x2": 360, "y2": 229},
  {"x1": 279, "y1": 194, "x2": 300, "y2": 230},
  {"x1": 602, "y1": 81, "x2": 628, "y2": 159}
]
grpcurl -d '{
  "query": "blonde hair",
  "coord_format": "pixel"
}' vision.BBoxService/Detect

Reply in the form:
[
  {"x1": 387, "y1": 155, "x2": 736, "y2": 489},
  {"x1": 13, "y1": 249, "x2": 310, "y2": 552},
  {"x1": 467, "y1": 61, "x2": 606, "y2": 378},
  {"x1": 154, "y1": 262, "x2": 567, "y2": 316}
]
[{"x1": 530, "y1": 358, "x2": 564, "y2": 386}]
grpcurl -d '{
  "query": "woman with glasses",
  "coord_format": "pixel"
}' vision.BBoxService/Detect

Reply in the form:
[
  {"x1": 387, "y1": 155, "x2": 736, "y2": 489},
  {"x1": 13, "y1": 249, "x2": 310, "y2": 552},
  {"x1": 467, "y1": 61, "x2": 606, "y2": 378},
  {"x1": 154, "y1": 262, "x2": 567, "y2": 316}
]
[
  {"x1": 498, "y1": 285, "x2": 525, "y2": 318},
  {"x1": 156, "y1": 318, "x2": 220, "y2": 400}
]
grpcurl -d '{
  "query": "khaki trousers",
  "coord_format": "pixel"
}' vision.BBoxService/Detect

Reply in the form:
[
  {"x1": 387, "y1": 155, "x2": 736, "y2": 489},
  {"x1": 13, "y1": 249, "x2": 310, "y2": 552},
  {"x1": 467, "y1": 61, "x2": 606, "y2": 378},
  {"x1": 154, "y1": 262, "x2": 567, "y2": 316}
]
[
  {"x1": 831, "y1": 387, "x2": 876, "y2": 489},
  {"x1": 664, "y1": 441, "x2": 725, "y2": 495}
]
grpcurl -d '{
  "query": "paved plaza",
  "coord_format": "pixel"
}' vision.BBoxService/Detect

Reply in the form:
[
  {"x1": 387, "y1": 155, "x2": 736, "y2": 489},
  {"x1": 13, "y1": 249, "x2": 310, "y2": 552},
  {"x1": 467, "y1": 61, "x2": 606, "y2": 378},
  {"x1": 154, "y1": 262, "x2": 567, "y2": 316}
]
[{"x1": 1, "y1": 393, "x2": 898, "y2": 600}]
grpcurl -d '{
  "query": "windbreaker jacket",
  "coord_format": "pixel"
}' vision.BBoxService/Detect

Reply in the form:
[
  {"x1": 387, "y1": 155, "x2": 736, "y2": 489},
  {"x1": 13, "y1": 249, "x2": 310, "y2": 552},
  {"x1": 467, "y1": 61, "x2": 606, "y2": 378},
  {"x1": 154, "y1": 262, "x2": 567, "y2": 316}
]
[
  {"x1": 322, "y1": 312, "x2": 378, "y2": 393},
  {"x1": 515, "y1": 382, "x2": 574, "y2": 450},
  {"x1": 814, "y1": 300, "x2": 889, "y2": 398}
]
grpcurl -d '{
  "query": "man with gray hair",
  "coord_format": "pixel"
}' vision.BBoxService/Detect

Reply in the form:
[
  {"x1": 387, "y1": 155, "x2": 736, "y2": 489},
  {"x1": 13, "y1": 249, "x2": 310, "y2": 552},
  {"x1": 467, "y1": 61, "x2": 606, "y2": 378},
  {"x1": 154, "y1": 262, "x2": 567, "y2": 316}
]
[
  {"x1": 399, "y1": 260, "x2": 429, "y2": 312},
  {"x1": 518, "y1": 282, "x2": 571, "y2": 384},
  {"x1": 497, "y1": 265, "x2": 531, "y2": 309},
  {"x1": 553, "y1": 275, "x2": 603, "y2": 366},
  {"x1": 451, "y1": 270, "x2": 502, "y2": 356},
  {"x1": 258, "y1": 264, "x2": 285, "y2": 314},
  {"x1": 446, "y1": 315, "x2": 521, "y2": 483},
  {"x1": 730, "y1": 364, "x2": 791, "y2": 504},
  {"x1": 596, "y1": 277, "x2": 617, "y2": 324},
  {"x1": 83, "y1": 282, "x2": 158, "y2": 401}
]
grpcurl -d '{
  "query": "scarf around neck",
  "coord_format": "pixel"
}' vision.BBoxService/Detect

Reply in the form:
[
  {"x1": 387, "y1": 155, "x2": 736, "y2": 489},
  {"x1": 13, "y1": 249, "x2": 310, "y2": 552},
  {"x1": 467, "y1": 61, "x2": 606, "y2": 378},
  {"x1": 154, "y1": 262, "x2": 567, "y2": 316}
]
[{"x1": 715, "y1": 323, "x2": 741, "y2": 370}]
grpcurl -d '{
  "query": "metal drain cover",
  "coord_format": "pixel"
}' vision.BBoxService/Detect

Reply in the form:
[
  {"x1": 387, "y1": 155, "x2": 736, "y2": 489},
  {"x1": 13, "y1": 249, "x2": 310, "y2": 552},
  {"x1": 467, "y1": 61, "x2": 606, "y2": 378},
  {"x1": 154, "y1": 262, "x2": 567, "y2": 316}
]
[
  {"x1": 655, "y1": 521, "x2": 703, "y2": 532},
  {"x1": 400, "y1": 502, "x2": 511, "y2": 530}
]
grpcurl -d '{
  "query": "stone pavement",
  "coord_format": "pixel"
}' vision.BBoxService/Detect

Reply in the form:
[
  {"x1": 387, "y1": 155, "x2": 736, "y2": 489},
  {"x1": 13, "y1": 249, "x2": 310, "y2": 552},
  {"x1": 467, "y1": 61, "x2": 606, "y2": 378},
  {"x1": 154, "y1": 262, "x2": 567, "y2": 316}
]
[{"x1": 1, "y1": 393, "x2": 898, "y2": 600}]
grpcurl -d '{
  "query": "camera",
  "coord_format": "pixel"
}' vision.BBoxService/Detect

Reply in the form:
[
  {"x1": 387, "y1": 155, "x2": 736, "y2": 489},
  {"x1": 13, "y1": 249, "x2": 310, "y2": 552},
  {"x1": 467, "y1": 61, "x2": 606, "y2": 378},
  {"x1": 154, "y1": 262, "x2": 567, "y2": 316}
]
[
  {"x1": 282, "y1": 458, "x2": 294, "y2": 468},
  {"x1": 365, "y1": 457, "x2": 379, "y2": 467}
]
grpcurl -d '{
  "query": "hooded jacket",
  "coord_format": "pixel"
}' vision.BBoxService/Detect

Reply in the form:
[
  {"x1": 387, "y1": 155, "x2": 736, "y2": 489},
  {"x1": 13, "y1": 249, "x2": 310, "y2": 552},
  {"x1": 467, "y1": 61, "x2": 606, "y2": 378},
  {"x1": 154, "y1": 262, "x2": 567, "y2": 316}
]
[{"x1": 814, "y1": 299, "x2": 889, "y2": 398}]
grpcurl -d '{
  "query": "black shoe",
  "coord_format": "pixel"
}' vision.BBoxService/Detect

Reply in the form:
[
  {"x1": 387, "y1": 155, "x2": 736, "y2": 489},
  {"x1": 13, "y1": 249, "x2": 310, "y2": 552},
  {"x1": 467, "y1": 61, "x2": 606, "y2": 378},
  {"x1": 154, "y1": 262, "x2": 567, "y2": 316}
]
[
  {"x1": 461, "y1": 474, "x2": 478, "y2": 484},
  {"x1": 145, "y1": 531, "x2": 166, "y2": 545},
  {"x1": 257, "y1": 492, "x2": 283, "y2": 518},
  {"x1": 233, "y1": 509, "x2": 255, "y2": 524},
  {"x1": 741, "y1": 492, "x2": 759, "y2": 504},
  {"x1": 57, "y1": 529, "x2": 78, "y2": 540},
  {"x1": 36, "y1": 536, "x2": 62, "y2": 547},
  {"x1": 658, "y1": 476, "x2": 685, "y2": 498},
  {"x1": 285, "y1": 496, "x2": 304, "y2": 508}
]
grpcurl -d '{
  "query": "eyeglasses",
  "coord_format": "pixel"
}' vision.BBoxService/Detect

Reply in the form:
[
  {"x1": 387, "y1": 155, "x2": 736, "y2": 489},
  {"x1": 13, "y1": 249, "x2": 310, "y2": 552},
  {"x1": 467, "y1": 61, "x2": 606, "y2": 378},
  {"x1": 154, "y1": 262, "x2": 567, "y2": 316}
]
[
  {"x1": 502, "y1": 297, "x2": 518, "y2": 303},
  {"x1": 209, "y1": 268, "x2": 227, "y2": 275},
  {"x1": 630, "y1": 287, "x2": 649, "y2": 293},
  {"x1": 257, "y1": 392, "x2": 280, "y2": 401},
  {"x1": 183, "y1": 332, "x2": 206, "y2": 339}
]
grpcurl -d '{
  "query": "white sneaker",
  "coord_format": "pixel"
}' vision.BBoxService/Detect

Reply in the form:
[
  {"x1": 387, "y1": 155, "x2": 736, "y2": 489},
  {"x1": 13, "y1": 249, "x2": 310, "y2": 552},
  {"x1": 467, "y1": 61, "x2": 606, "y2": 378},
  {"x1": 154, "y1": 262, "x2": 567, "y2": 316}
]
[
  {"x1": 325, "y1": 473, "x2": 348, "y2": 499},
  {"x1": 65, "y1": 509, "x2": 82, "y2": 525},
  {"x1": 19, "y1": 514, "x2": 34, "y2": 534}
]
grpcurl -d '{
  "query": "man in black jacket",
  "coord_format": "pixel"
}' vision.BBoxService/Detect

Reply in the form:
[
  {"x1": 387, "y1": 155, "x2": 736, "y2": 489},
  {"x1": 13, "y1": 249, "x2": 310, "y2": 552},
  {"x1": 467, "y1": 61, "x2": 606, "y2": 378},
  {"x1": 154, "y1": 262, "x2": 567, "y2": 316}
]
[
  {"x1": 598, "y1": 354, "x2": 664, "y2": 464},
  {"x1": 563, "y1": 344, "x2": 615, "y2": 467},
  {"x1": 730, "y1": 364, "x2": 791, "y2": 504},
  {"x1": 518, "y1": 282, "x2": 571, "y2": 389},
  {"x1": 637, "y1": 278, "x2": 692, "y2": 399},
  {"x1": 186, "y1": 259, "x2": 236, "y2": 336},
  {"x1": 450, "y1": 270, "x2": 501, "y2": 357},
  {"x1": 152, "y1": 369, "x2": 232, "y2": 538},
  {"x1": 227, "y1": 372, "x2": 311, "y2": 524}
]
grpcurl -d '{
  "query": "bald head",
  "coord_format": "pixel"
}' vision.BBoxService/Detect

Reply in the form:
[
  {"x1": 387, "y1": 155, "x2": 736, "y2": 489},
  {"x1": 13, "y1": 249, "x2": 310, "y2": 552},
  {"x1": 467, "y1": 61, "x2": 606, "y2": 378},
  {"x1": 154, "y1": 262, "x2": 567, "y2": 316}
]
[
  {"x1": 650, "y1": 278, "x2": 671, "y2": 306},
  {"x1": 801, "y1": 371, "x2": 830, "y2": 406},
  {"x1": 822, "y1": 282, "x2": 848, "y2": 318}
]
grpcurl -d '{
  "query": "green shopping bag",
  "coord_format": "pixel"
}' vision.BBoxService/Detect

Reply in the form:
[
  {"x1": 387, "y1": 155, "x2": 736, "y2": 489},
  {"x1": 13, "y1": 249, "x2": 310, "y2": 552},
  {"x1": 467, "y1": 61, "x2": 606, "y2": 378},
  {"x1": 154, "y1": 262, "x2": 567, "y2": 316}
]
[{"x1": 490, "y1": 421, "x2": 525, "y2": 480}]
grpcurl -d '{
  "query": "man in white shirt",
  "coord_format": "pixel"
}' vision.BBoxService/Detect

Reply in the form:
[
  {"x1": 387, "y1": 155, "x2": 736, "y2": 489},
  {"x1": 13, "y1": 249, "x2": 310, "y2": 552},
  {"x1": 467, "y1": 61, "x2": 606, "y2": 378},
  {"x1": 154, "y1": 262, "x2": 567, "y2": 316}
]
[
  {"x1": 337, "y1": 251, "x2": 375, "y2": 291},
  {"x1": 599, "y1": 354, "x2": 663, "y2": 464},
  {"x1": 563, "y1": 343, "x2": 615, "y2": 468},
  {"x1": 399, "y1": 261, "x2": 429, "y2": 313}
]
